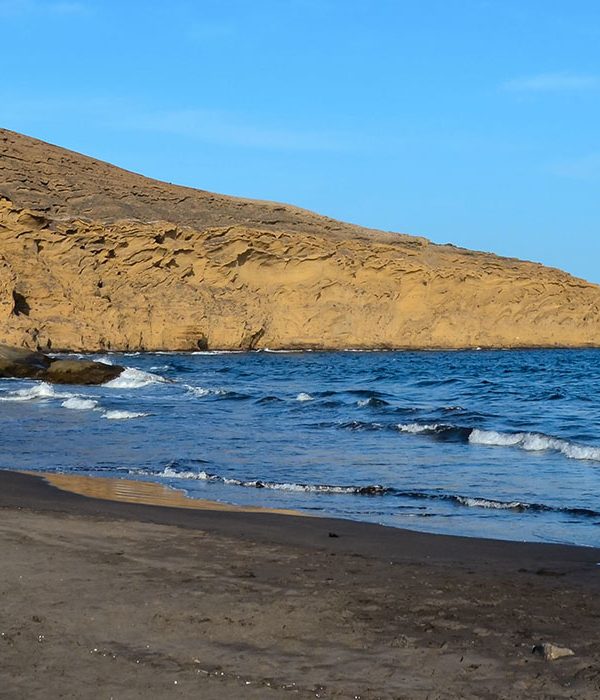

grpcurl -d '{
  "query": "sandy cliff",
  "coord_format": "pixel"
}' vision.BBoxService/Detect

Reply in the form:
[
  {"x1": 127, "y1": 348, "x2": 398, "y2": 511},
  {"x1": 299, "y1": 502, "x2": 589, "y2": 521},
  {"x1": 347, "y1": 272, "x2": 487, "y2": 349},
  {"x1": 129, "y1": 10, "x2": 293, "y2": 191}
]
[{"x1": 1, "y1": 127, "x2": 599, "y2": 351}]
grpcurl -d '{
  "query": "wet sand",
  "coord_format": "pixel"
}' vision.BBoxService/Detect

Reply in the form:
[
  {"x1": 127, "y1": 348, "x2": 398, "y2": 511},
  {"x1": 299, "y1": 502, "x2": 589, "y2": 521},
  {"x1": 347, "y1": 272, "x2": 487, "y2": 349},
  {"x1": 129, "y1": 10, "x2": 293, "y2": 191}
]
[
  {"x1": 1, "y1": 470, "x2": 599, "y2": 699},
  {"x1": 38, "y1": 471, "x2": 304, "y2": 516}
]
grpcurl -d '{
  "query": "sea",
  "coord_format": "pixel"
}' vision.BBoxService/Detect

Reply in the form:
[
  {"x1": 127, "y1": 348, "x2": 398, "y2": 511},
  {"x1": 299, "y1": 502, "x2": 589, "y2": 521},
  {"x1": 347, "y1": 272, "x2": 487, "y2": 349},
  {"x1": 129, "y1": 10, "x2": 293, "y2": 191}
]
[{"x1": 1, "y1": 349, "x2": 599, "y2": 547}]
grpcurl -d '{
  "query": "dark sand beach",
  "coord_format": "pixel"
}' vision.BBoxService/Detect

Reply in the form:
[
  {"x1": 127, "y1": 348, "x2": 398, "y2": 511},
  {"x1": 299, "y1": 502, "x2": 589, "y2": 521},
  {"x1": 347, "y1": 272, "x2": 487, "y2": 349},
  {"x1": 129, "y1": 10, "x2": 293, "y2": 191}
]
[{"x1": 1, "y1": 470, "x2": 599, "y2": 699}]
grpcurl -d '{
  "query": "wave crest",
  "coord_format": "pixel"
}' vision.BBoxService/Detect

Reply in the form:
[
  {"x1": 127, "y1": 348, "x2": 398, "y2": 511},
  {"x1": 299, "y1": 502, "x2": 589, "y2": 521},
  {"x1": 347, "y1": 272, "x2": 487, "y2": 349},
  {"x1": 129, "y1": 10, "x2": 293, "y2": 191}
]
[
  {"x1": 397, "y1": 422, "x2": 600, "y2": 462},
  {"x1": 469, "y1": 429, "x2": 600, "y2": 462},
  {"x1": 155, "y1": 466, "x2": 389, "y2": 495},
  {"x1": 61, "y1": 397, "x2": 98, "y2": 410},
  {"x1": 102, "y1": 410, "x2": 148, "y2": 420},
  {"x1": 104, "y1": 367, "x2": 165, "y2": 389},
  {"x1": 0, "y1": 382, "x2": 71, "y2": 402}
]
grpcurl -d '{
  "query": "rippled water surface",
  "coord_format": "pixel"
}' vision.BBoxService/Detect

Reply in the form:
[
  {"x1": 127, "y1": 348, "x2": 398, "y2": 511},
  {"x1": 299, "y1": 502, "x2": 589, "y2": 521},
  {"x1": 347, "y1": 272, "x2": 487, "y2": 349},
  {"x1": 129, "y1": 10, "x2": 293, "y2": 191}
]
[{"x1": 1, "y1": 349, "x2": 600, "y2": 546}]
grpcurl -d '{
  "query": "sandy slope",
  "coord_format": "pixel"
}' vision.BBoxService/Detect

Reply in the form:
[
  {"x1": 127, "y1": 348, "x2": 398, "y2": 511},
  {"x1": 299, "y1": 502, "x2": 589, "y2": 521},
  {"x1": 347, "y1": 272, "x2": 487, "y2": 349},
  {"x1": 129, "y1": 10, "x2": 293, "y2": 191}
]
[{"x1": 1, "y1": 127, "x2": 600, "y2": 351}]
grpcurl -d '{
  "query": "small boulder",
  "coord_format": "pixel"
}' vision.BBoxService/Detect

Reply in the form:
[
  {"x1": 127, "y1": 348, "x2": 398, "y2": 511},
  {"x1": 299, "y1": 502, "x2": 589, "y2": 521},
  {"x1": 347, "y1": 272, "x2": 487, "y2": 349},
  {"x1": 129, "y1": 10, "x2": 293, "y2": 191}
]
[
  {"x1": 0, "y1": 357, "x2": 38, "y2": 379},
  {"x1": 0, "y1": 343, "x2": 51, "y2": 372},
  {"x1": 45, "y1": 359, "x2": 122, "y2": 385},
  {"x1": 532, "y1": 643, "x2": 575, "y2": 661},
  {"x1": 0, "y1": 344, "x2": 124, "y2": 385}
]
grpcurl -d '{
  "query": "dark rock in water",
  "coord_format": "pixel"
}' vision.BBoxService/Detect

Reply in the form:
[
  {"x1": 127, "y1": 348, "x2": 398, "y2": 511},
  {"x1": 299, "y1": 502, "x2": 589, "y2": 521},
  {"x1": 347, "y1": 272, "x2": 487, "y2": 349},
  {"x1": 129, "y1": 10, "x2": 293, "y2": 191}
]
[
  {"x1": 0, "y1": 344, "x2": 123, "y2": 385},
  {"x1": 0, "y1": 344, "x2": 51, "y2": 371},
  {"x1": 0, "y1": 357, "x2": 39, "y2": 379},
  {"x1": 44, "y1": 359, "x2": 122, "y2": 385}
]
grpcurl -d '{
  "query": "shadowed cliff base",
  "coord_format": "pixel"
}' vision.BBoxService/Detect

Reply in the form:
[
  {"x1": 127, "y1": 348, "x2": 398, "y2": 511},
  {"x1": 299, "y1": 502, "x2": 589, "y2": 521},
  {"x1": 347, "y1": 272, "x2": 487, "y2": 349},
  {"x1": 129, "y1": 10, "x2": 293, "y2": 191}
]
[{"x1": 1, "y1": 127, "x2": 600, "y2": 351}]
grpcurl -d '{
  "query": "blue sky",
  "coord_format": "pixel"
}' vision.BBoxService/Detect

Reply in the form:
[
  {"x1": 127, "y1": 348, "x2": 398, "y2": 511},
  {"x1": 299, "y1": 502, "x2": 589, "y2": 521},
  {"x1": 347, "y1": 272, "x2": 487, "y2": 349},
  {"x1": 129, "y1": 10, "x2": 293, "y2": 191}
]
[{"x1": 1, "y1": 0, "x2": 599, "y2": 281}]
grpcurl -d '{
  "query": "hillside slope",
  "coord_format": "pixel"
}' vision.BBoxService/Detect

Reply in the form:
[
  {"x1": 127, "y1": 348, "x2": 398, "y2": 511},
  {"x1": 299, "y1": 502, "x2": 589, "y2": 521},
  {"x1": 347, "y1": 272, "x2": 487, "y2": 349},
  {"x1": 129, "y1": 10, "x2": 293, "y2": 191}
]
[{"x1": 1, "y1": 128, "x2": 599, "y2": 351}]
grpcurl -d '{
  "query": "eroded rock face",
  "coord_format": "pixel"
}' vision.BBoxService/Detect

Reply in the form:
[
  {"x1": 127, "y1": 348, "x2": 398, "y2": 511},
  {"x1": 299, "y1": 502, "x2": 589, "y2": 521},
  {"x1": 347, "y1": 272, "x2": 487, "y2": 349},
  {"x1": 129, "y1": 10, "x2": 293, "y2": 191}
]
[
  {"x1": 1, "y1": 127, "x2": 600, "y2": 351},
  {"x1": 0, "y1": 344, "x2": 122, "y2": 384}
]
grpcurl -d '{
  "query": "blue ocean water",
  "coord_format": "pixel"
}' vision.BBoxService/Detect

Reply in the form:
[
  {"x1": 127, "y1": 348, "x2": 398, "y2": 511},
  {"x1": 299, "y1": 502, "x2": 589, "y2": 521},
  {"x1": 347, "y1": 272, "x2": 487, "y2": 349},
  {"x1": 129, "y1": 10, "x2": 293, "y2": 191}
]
[{"x1": 1, "y1": 349, "x2": 599, "y2": 547}]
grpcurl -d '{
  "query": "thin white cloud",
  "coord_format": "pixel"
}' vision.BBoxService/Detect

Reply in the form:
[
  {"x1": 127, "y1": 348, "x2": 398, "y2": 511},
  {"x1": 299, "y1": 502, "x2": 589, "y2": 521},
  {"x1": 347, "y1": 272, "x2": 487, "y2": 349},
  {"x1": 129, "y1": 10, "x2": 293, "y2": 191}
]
[
  {"x1": 0, "y1": 0, "x2": 88, "y2": 15},
  {"x1": 187, "y1": 21, "x2": 237, "y2": 41},
  {"x1": 111, "y1": 108, "x2": 352, "y2": 153},
  {"x1": 49, "y1": 2, "x2": 88, "y2": 14},
  {"x1": 549, "y1": 152, "x2": 600, "y2": 181},
  {"x1": 0, "y1": 96, "x2": 352, "y2": 153},
  {"x1": 502, "y1": 72, "x2": 599, "y2": 92},
  {"x1": 0, "y1": 0, "x2": 27, "y2": 13}
]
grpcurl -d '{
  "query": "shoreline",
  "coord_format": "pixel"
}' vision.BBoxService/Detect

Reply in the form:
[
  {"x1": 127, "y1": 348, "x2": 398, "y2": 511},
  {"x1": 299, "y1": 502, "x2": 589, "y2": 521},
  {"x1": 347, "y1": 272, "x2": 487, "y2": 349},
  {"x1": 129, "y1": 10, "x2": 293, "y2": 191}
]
[
  {"x1": 37, "y1": 345, "x2": 600, "y2": 354},
  {"x1": 4, "y1": 469, "x2": 600, "y2": 568},
  {"x1": 2, "y1": 469, "x2": 599, "y2": 571},
  {"x1": 2, "y1": 469, "x2": 600, "y2": 698},
  {"x1": 11, "y1": 468, "x2": 600, "y2": 558}
]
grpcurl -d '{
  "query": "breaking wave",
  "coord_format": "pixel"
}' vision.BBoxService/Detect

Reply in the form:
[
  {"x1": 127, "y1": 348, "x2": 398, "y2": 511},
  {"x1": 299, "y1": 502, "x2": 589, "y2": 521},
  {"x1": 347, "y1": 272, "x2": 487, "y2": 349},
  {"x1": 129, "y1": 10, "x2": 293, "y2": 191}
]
[
  {"x1": 61, "y1": 397, "x2": 98, "y2": 410},
  {"x1": 0, "y1": 382, "x2": 72, "y2": 402},
  {"x1": 190, "y1": 350, "x2": 244, "y2": 355},
  {"x1": 140, "y1": 466, "x2": 600, "y2": 519},
  {"x1": 397, "y1": 422, "x2": 443, "y2": 434},
  {"x1": 186, "y1": 385, "x2": 228, "y2": 398},
  {"x1": 469, "y1": 429, "x2": 600, "y2": 461},
  {"x1": 185, "y1": 384, "x2": 249, "y2": 400},
  {"x1": 154, "y1": 466, "x2": 390, "y2": 495},
  {"x1": 402, "y1": 491, "x2": 600, "y2": 518},
  {"x1": 103, "y1": 367, "x2": 165, "y2": 389},
  {"x1": 396, "y1": 422, "x2": 472, "y2": 442},
  {"x1": 102, "y1": 410, "x2": 148, "y2": 420},
  {"x1": 397, "y1": 422, "x2": 600, "y2": 462}
]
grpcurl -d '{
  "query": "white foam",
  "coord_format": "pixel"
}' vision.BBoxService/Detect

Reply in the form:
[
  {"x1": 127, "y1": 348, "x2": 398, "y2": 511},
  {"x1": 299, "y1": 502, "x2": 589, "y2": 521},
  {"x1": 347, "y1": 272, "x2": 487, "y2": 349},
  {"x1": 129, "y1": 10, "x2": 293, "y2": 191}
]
[
  {"x1": 456, "y1": 496, "x2": 526, "y2": 510},
  {"x1": 469, "y1": 429, "x2": 522, "y2": 446},
  {"x1": 61, "y1": 397, "x2": 98, "y2": 410},
  {"x1": 103, "y1": 367, "x2": 164, "y2": 389},
  {"x1": 397, "y1": 422, "x2": 441, "y2": 434},
  {"x1": 158, "y1": 468, "x2": 239, "y2": 484},
  {"x1": 469, "y1": 429, "x2": 600, "y2": 462},
  {"x1": 296, "y1": 392, "x2": 314, "y2": 402},
  {"x1": 102, "y1": 410, "x2": 148, "y2": 420},
  {"x1": 0, "y1": 382, "x2": 65, "y2": 402},
  {"x1": 159, "y1": 467, "x2": 212, "y2": 480},
  {"x1": 154, "y1": 467, "x2": 382, "y2": 495},
  {"x1": 186, "y1": 385, "x2": 227, "y2": 398},
  {"x1": 190, "y1": 350, "x2": 243, "y2": 355}
]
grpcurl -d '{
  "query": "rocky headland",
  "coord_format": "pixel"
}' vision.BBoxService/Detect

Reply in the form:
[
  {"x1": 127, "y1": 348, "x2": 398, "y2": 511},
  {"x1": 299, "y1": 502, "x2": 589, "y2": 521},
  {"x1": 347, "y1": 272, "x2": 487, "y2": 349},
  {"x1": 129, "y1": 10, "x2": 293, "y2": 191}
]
[{"x1": 1, "y1": 127, "x2": 600, "y2": 351}]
